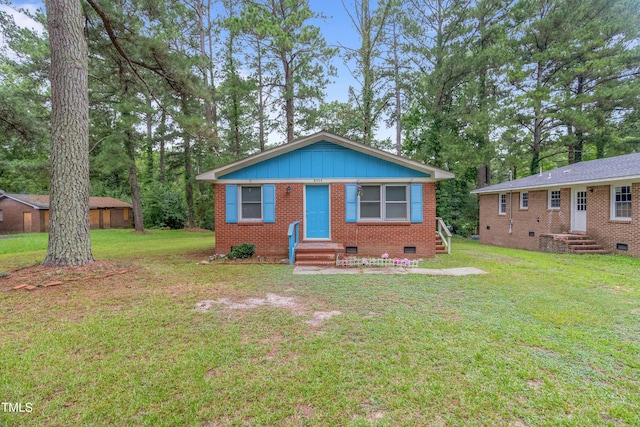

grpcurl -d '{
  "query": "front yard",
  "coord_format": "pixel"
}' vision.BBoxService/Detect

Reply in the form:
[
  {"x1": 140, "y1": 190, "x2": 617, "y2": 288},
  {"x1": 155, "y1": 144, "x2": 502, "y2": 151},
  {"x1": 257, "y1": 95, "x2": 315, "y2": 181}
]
[{"x1": 1, "y1": 231, "x2": 639, "y2": 426}]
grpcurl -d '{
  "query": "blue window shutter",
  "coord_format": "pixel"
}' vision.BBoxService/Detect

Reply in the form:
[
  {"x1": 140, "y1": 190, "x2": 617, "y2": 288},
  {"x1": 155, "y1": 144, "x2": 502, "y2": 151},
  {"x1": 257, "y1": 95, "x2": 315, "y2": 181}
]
[
  {"x1": 410, "y1": 184, "x2": 423, "y2": 223},
  {"x1": 263, "y1": 184, "x2": 275, "y2": 223},
  {"x1": 226, "y1": 185, "x2": 237, "y2": 223},
  {"x1": 346, "y1": 184, "x2": 358, "y2": 222}
]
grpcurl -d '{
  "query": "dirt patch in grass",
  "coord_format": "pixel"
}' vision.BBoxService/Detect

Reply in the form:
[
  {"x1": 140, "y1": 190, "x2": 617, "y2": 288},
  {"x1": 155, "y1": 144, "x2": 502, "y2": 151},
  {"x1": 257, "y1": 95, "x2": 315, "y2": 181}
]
[
  {"x1": 1, "y1": 260, "x2": 133, "y2": 292},
  {"x1": 196, "y1": 294, "x2": 342, "y2": 326},
  {"x1": 305, "y1": 310, "x2": 343, "y2": 327},
  {"x1": 196, "y1": 293, "x2": 305, "y2": 314},
  {"x1": 527, "y1": 378, "x2": 543, "y2": 390}
]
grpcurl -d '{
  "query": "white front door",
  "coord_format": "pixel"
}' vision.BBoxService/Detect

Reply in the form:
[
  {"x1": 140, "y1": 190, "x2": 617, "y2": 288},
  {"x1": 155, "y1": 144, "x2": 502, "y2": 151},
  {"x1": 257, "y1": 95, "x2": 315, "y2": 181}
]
[{"x1": 571, "y1": 187, "x2": 587, "y2": 232}]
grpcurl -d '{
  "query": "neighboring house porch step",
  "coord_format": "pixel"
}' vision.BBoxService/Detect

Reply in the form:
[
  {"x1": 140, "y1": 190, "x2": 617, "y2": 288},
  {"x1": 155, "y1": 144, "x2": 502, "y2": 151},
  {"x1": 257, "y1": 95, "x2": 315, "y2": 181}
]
[
  {"x1": 295, "y1": 242, "x2": 344, "y2": 266},
  {"x1": 435, "y1": 233, "x2": 448, "y2": 255},
  {"x1": 541, "y1": 233, "x2": 609, "y2": 255}
]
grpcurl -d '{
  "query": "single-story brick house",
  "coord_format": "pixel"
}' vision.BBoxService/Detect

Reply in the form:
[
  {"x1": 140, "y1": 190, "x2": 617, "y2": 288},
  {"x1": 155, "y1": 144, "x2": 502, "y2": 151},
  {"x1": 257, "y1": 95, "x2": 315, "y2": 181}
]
[
  {"x1": 0, "y1": 193, "x2": 133, "y2": 234},
  {"x1": 196, "y1": 131, "x2": 454, "y2": 263},
  {"x1": 470, "y1": 153, "x2": 640, "y2": 257}
]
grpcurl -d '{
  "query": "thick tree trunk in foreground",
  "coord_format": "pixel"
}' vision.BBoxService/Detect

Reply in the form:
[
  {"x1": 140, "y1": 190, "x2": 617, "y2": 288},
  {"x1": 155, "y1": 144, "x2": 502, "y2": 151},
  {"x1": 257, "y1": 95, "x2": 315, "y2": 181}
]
[{"x1": 43, "y1": 0, "x2": 94, "y2": 266}]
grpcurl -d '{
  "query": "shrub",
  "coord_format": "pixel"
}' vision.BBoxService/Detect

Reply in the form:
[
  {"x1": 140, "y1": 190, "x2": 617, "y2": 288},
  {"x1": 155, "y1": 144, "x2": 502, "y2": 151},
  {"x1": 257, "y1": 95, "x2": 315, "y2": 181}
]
[
  {"x1": 142, "y1": 182, "x2": 187, "y2": 229},
  {"x1": 228, "y1": 243, "x2": 255, "y2": 259}
]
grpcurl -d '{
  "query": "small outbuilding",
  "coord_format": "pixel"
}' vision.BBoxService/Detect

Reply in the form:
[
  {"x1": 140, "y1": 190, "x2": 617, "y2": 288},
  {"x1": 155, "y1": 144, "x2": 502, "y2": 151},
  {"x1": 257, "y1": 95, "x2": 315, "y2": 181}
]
[
  {"x1": 196, "y1": 131, "x2": 455, "y2": 264},
  {"x1": 0, "y1": 193, "x2": 133, "y2": 234},
  {"x1": 471, "y1": 153, "x2": 640, "y2": 257}
]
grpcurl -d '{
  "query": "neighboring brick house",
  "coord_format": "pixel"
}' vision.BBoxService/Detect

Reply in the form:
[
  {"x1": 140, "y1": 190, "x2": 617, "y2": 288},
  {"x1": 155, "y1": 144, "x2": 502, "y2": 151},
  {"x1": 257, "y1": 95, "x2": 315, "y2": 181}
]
[
  {"x1": 196, "y1": 131, "x2": 454, "y2": 262},
  {"x1": 471, "y1": 153, "x2": 640, "y2": 257},
  {"x1": 0, "y1": 193, "x2": 133, "y2": 234}
]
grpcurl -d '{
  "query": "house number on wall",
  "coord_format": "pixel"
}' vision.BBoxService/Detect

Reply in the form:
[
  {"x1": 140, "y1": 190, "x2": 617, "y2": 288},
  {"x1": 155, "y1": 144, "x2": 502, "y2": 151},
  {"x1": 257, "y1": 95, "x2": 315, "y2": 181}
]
[{"x1": 314, "y1": 179, "x2": 323, "y2": 183}]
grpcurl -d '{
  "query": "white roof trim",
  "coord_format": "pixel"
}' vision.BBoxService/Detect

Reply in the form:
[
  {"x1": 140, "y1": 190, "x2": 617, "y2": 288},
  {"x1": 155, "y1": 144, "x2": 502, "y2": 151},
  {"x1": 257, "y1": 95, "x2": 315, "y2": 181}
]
[
  {"x1": 471, "y1": 175, "x2": 640, "y2": 194},
  {"x1": 0, "y1": 194, "x2": 42, "y2": 209},
  {"x1": 196, "y1": 131, "x2": 454, "y2": 181}
]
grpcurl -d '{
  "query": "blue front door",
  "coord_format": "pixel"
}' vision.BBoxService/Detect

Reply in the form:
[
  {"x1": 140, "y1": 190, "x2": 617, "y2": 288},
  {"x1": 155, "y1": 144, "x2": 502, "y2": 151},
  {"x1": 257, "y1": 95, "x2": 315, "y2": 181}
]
[{"x1": 305, "y1": 185, "x2": 330, "y2": 239}]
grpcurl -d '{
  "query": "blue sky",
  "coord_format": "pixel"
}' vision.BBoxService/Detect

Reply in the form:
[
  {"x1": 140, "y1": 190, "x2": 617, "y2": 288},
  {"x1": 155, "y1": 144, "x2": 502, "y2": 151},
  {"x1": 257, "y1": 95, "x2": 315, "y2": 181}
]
[{"x1": 4, "y1": 0, "x2": 366, "y2": 105}]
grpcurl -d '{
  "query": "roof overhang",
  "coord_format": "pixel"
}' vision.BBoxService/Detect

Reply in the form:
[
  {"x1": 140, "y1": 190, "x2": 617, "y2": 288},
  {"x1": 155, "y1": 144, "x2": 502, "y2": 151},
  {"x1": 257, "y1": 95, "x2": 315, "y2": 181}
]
[
  {"x1": 471, "y1": 175, "x2": 640, "y2": 195},
  {"x1": 0, "y1": 194, "x2": 43, "y2": 209},
  {"x1": 196, "y1": 131, "x2": 455, "y2": 182}
]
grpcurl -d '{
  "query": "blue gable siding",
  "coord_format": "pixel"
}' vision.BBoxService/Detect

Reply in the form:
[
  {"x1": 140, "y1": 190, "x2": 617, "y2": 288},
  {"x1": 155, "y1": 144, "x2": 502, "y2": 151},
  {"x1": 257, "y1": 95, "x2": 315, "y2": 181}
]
[{"x1": 218, "y1": 141, "x2": 430, "y2": 180}]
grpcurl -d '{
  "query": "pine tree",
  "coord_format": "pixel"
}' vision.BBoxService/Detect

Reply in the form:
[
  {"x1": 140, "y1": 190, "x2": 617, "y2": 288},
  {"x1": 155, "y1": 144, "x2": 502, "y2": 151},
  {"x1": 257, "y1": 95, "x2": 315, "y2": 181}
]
[{"x1": 43, "y1": 0, "x2": 94, "y2": 266}]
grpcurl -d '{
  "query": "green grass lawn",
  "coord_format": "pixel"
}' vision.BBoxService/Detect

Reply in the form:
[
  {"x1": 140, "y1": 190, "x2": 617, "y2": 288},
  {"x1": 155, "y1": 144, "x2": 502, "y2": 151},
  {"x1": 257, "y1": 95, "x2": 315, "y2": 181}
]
[{"x1": 1, "y1": 232, "x2": 639, "y2": 426}]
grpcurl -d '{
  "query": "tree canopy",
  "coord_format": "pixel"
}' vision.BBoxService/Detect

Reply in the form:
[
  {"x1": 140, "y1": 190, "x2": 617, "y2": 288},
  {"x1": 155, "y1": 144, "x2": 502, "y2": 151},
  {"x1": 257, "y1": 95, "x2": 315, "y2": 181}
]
[{"x1": 1, "y1": 0, "x2": 638, "y2": 235}]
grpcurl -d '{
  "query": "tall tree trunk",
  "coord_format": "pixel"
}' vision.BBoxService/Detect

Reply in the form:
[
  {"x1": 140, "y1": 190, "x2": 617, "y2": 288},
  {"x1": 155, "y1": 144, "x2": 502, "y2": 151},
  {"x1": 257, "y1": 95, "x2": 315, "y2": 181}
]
[
  {"x1": 392, "y1": 19, "x2": 402, "y2": 155},
  {"x1": 182, "y1": 95, "x2": 195, "y2": 228},
  {"x1": 256, "y1": 40, "x2": 266, "y2": 152},
  {"x1": 145, "y1": 95, "x2": 154, "y2": 180},
  {"x1": 125, "y1": 128, "x2": 145, "y2": 232},
  {"x1": 44, "y1": 0, "x2": 94, "y2": 266},
  {"x1": 159, "y1": 109, "x2": 166, "y2": 182},
  {"x1": 197, "y1": 0, "x2": 212, "y2": 127},
  {"x1": 530, "y1": 61, "x2": 544, "y2": 175},
  {"x1": 361, "y1": 0, "x2": 372, "y2": 144},
  {"x1": 120, "y1": 70, "x2": 145, "y2": 232},
  {"x1": 284, "y1": 60, "x2": 294, "y2": 143},
  {"x1": 571, "y1": 75, "x2": 585, "y2": 164}
]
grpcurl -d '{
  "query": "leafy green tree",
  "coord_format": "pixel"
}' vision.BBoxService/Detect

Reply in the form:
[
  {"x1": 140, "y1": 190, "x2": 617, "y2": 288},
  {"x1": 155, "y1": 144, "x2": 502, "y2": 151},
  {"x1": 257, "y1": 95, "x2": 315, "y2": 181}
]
[
  {"x1": 0, "y1": 5, "x2": 50, "y2": 193},
  {"x1": 239, "y1": 0, "x2": 336, "y2": 143},
  {"x1": 342, "y1": 0, "x2": 392, "y2": 145}
]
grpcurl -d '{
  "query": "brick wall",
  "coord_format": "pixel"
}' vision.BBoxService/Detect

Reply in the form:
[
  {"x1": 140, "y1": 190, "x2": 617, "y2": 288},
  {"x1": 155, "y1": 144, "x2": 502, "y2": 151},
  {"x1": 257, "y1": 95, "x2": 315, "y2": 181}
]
[
  {"x1": 214, "y1": 183, "x2": 304, "y2": 257},
  {"x1": 0, "y1": 199, "x2": 41, "y2": 234},
  {"x1": 214, "y1": 182, "x2": 437, "y2": 259},
  {"x1": 479, "y1": 183, "x2": 639, "y2": 257},
  {"x1": 478, "y1": 188, "x2": 571, "y2": 251},
  {"x1": 108, "y1": 208, "x2": 133, "y2": 229},
  {"x1": 587, "y1": 183, "x2": 639, "y2": 257}
]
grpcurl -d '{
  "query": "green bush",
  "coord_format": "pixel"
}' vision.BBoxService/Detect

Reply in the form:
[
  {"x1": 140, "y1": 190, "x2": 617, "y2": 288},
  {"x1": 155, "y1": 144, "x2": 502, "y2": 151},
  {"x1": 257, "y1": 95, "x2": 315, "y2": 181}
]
[
  {"x1": 142, "y1": 182, "x2": 187, "y2": 229},
  {"x1": 228, "y1": 243, "x2": 255, "y2": 259}
]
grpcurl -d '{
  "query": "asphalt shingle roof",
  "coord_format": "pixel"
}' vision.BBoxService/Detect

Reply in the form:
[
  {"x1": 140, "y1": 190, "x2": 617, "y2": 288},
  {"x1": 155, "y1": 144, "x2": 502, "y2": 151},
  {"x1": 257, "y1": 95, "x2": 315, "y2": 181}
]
[
  {"x1": 1, "y1": 194, "x2": 132, "y2": 209},
  {"x1": 471, "y1": 152, "x2": 640, "y2": 194}
]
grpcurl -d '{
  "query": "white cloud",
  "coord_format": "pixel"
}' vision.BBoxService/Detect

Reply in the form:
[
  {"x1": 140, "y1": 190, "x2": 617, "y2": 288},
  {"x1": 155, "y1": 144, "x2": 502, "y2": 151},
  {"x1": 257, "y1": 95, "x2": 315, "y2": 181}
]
[{"x1": 0, "y1": 2, "x2": 45, "y2": 35}]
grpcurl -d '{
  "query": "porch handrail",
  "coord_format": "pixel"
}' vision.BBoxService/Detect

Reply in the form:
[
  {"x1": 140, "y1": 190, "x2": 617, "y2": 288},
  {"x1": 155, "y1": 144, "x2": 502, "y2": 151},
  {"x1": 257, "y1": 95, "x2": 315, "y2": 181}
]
[
  {"x1": 436, "y1": 217, "x2": 452, "y2": 255},
  {"x1": 287, "y1": 221, "x2": 300, "y2": 265}
]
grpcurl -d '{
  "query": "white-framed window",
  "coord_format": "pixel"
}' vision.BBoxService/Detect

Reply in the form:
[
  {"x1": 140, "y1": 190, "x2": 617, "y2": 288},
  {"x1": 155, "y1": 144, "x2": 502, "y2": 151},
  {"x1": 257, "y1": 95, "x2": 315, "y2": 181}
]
[
  {"x1": 548, "y1": 190, "x2": 561, "y2": 209},
  {"x1": 520, "y1": 192, "x2": 529, "y2": 209},
  {"x1": 499, "y1": 193, "x2": 507, "y2": 215},
  {"x1": 240, "y1": 186, "x2": 262, "y2": 220},
  {"x1": 611, "y1": 184, "x2": 632, "y2": 220},
  {"x1": 359, "y1": 185, "x2": 408, "y2": 221},
  {"x1": 0, "y1": 209, "x2": 3, "y2": 221}
]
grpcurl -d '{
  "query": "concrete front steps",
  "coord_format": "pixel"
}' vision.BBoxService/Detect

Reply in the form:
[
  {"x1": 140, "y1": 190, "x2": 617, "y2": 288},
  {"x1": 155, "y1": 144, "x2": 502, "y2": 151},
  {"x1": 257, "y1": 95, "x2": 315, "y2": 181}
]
[
  {"x1": 294, "y1": 242, "x2": 345, "y2": 266},
  {"x1": 541, "y1": 233, "x2": 609, "y2": 255}
]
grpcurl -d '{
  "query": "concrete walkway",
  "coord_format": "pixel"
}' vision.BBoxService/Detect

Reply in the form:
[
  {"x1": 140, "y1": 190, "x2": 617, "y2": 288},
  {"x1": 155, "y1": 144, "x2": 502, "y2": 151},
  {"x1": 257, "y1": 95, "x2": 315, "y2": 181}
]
[{"x1": 293, "y1": 266, "x2": 487, "y2": 276}]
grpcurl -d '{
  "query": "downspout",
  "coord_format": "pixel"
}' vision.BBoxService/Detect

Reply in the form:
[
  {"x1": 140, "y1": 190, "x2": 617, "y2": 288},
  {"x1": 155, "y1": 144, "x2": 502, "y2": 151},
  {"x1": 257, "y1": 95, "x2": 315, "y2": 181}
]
[{"x1": 509, "y1": 171, "x2": 513, "y2": 234}]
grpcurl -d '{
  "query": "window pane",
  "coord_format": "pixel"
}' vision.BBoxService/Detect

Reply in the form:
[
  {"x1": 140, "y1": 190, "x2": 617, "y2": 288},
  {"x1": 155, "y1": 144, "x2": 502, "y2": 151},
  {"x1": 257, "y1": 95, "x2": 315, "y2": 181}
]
[
  {"x1": 386, "y1": 186, "x2": 406, "y2": 202},
  {"x1": 242, "y1": 186, "x2": 261, "y2": 202},
  {"x1": 361, "y1": 202, "x2": 381, "y2": 218},
  {"x1": 242, "y1": 203, "x2": 261, "y2": 219},
  {"x1": 521, "y1": 193, "x2": 528, "y2": 208},
  {"x1": 361, "y1": 186, "x2": 380, "y2": 201},
  {"x1": 550, "y1": 191, "x2": 561, "y2": 208},
  {"x1": 614, "y1": 186, "x2": 631, "y2": 218},
  {"x1": 386, "y1": 202, "x2": 407, "y2": 219},
  {"x1": 616, "y1": 202, "x2": 631, "y2": 218}
]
